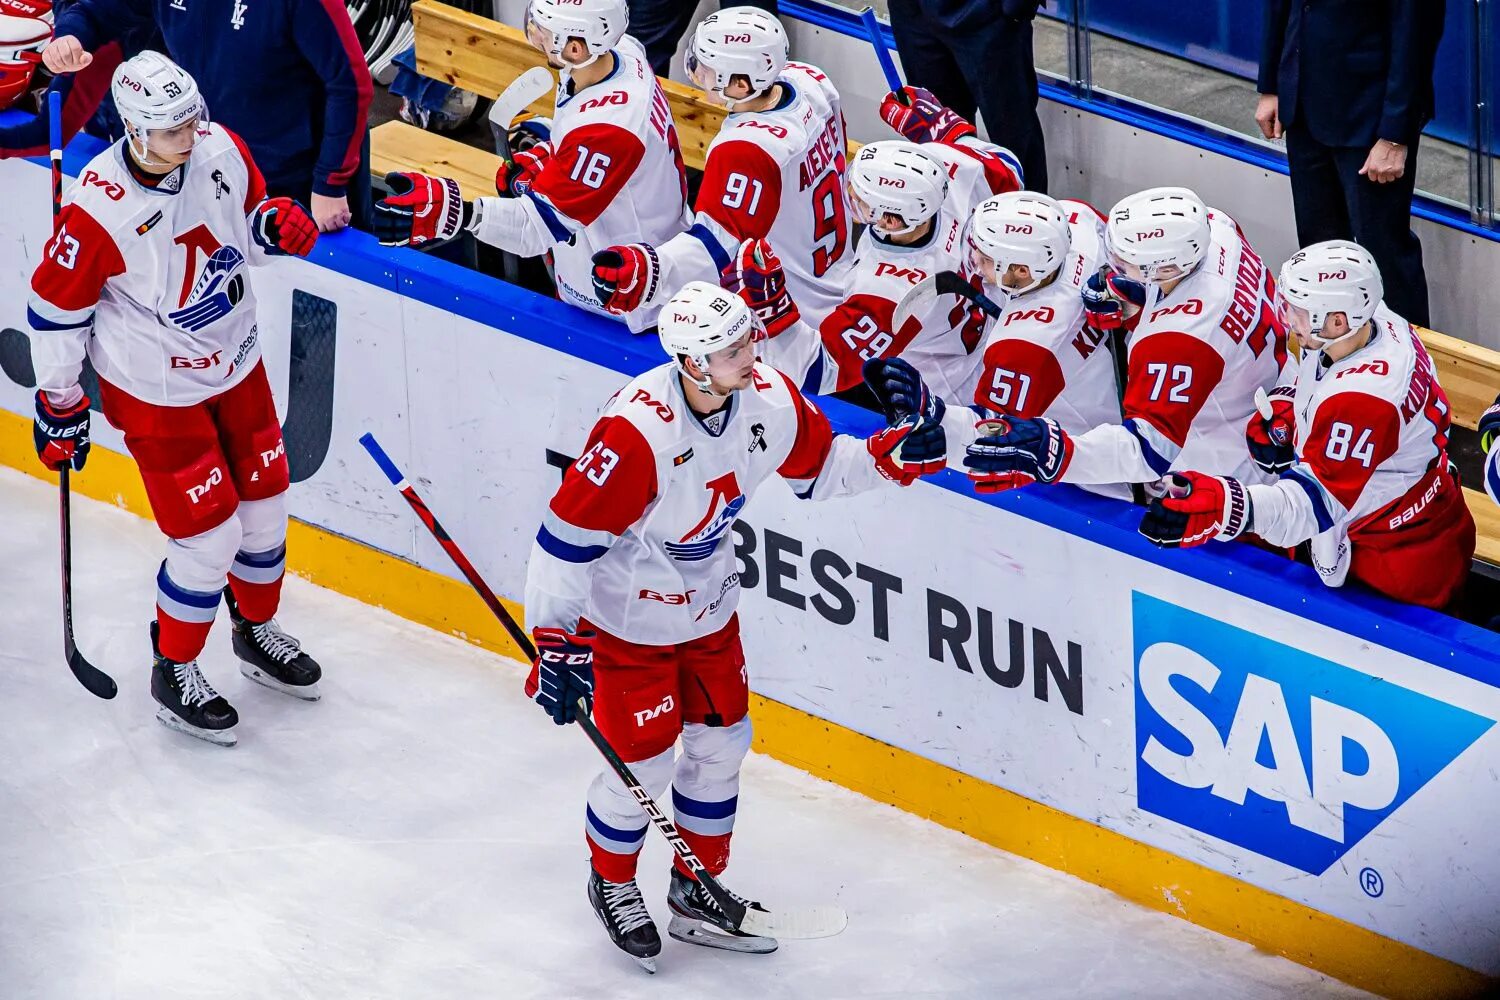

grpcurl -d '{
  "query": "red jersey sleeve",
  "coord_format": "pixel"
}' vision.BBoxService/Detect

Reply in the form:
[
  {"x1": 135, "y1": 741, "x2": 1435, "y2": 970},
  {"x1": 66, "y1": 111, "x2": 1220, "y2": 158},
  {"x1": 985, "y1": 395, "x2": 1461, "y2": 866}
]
[
  {"x1": 1301, "y1": 391, "x2": 1402, "y2": 511},
  {"x1": 695, "y1": 139, "x2": 785, "y2": 243},
  {"x1": 974, "y1": 338, "x2": 1067, "y2": 418},
  {"x1": 776, "y1": 371, "x2": 835, "y2": 482},
  {"x1": 29, "y1": 203, "x2": 126, "y2": 322},
  {"x1": 946, "y1": 139, "x2": 1023, "y2": 195},
  {"x1": 529, "y1": 123, "x2": 646, "y2": 228},
  {"x1": 547, "y1": 415, "x2": 658, "y2": 538},
  {"x1": 818, "y1": 294, "x2": 922, "y2": 392},
  {"x1": 220, "y1": 125, "x2": 268, "y2": 213},
  {"x1": 1122, "y1": 332, "x2": 1226, "y2": 448}
]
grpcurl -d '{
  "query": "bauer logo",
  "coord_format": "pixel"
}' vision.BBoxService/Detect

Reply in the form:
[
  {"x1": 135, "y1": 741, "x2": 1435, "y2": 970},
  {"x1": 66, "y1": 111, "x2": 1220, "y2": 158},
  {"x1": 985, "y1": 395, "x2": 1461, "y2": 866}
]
[{"x1": 1132, "y1": 593, "x2": 1493, "y2": 875}]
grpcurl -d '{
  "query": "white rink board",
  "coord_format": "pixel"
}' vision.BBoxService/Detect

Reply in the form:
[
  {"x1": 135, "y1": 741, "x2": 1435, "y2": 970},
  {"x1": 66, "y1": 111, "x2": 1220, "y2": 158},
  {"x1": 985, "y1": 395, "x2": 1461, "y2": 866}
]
[{"x1": 2, "y1": 147, "x2": 1499, "y2": 974}]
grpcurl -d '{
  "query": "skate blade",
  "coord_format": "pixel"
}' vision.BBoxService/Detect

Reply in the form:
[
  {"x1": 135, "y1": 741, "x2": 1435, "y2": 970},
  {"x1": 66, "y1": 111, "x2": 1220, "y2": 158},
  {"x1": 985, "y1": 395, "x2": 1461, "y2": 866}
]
[
  {"x1": 238, "y1": 662, "x2": 322, "y2": 701},
  {"x1": 667, "y1": 914, "x2": 777, "y2": 954},
  {"x1": 740, "y1": 903, "x2": 847, "y2": 940},
  {"x1": 154, "y1": 707, "x2": 237, "y2": 747},
  {"x1": 635, "y1": 956, "x2": 657, "y2": 974}
]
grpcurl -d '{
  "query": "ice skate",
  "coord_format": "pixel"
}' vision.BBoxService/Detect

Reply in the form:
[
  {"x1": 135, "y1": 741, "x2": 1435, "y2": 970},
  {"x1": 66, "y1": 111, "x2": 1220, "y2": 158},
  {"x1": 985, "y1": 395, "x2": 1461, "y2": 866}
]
[
  {"x1": 666, "y1": 867, "x2": 778, "y2": 954},
  {"x1": 150, "y1": 621, "x2": 238, "y2": 747},
  {"x1": 226, "y1": 587, "x2": 322, "y2": 701},
  {"x1": 588, "y1": 867, "x2": 662, "y2": 973}
]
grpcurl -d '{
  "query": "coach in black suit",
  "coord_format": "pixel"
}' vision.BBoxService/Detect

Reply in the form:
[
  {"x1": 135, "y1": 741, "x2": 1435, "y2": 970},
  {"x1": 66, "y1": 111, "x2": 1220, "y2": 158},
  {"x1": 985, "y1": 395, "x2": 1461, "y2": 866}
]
[{"x1": 1257, "y1": 0, "x2": 1443, "y2": 327}]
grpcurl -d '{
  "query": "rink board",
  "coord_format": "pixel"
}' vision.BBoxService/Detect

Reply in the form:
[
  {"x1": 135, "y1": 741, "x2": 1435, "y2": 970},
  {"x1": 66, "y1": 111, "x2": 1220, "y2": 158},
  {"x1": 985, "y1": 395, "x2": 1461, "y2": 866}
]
[{"x1": 2, "y1": 150, "x2": 1500, "y2": 996}]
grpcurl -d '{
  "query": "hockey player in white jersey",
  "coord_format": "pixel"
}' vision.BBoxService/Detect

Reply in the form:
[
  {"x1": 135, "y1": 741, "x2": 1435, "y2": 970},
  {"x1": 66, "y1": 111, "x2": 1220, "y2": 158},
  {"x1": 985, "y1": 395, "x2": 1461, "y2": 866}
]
[
  {"x1": 1139, "y1": 241, "x2": 1476, "y2": 609},
  {"x1": 372, "y1": 0, "x2": 691, "y2": 331},
  {"x1": 521, "y1": 282, "x2": 944, "y2": 970},
  {"x1": 590, "y1": 8, "x2": 852, "y2": 333},
  {"x1": 27, "y1": 52, "x2": 322, "y2": 745},
  {"x1": 959, "y1": 187, "x2": 1287, "y2": 496}
]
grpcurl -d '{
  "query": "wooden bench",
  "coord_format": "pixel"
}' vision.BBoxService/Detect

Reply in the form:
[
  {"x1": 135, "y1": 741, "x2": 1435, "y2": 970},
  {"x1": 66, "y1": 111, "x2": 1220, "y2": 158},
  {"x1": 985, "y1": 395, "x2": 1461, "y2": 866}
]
[{"x1": 371, "y1": 119, "x2": 501, "y2": 202}]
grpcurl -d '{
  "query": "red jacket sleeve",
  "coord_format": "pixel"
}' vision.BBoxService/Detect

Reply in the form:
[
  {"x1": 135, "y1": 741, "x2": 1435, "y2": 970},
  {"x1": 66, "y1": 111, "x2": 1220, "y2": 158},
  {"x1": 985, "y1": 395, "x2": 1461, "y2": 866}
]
[
  {"x1": 1122, "y1": 332, "x2": 1226, "y2": 448},
  {"x1": 529, "y1": 122, "x2": 647, "y2": 228},
  {"x1": 1301, "y1": 392, "x2": 1402, "y2": 511},
  {"x1": 974, "y1": 338, "x2": 1067, "y2": 417},
  {"x1": 695, "y1": 139, "x2": 784, "y2": 242}
]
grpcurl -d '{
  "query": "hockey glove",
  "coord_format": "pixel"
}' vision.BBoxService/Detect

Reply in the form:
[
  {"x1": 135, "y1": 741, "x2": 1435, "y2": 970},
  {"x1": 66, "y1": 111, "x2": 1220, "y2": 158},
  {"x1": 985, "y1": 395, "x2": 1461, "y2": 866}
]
[
  {"x1": 1246, "y1": 386, "x2": 1298, "y2": 474},
  {"x1": 33, "y1": 389, "x2": 90, "y2": 473},
  {"x1": 496, "y1": 139, "x2": 552, "y2": 197},
  {"x1": 374, "y1": 172, "x2": 470, "y2": 248},
  {"x1": 1480, "y1": 392, "x2": 1500, "y2": 453},
  {"x1": 1082, "y1": 266, "x2": 1146, "y2": 333},
  {"x1": 727, "y1": 238, "x2": 800, "y2": 337},
  {"x1": 879, "y1": 86, "x2": 977, "y2": 145},
  {"x1": 250, "y1": 197, "x2": 318, "y2": 257},
  {"x1": 864, "y1": 358, "x2": 947, "y2": 483},
  {"x1": 591, "y1": 244, "x2": 661, "y2": 316},
  {"x1": 963, "y1": 416, "x2": 1073, "y2": 491},
  {"x1": 1138, "y1": 472, "x2": 1252, "y2": 548},
  {"x1": 525, "y1": 626, "x2": 596, "y2": 725}
]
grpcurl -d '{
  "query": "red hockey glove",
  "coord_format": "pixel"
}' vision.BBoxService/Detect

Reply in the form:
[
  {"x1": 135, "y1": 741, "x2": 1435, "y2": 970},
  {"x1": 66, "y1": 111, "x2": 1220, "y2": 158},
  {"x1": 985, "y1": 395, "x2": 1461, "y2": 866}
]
[
  {"x1": 524, "y1": 627, "x2": 596, "y2": 726},
  {"x1": 1138, "y1": 472, "x2": 1252, "y2": 548},
  {"x1": 591, "y1": 243, "x2": 661, "y2": 315},
  {"x1": 726, "y1": 238, "x2": 800, "y2": 337},
  {"x1": 33, "y1": 389, "x2": 90, "y2": 472},
  {"x1": 1246, "y1": 386, "x2": 1298, "y2": 474},
  {"x1": 1081, "y1": 266, "x2": 1146, "y2": 333},
  {"x1": 374, "y1": 172, "x2": 469, "y2": 248},
  {"x1": 250, "y1": 197, "x2": 317, "y2": 257},
  {"x1": 879, "y1": 86, "x2": 977, "y2": 145},
  {"x1": 496, "y1": 140, "x2": 552, "y2": 197}
]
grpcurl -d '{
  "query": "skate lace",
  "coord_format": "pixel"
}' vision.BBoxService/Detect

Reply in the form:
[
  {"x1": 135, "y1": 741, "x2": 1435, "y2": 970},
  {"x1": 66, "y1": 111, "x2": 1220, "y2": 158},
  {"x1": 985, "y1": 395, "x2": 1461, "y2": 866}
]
[
  {"x1": 174, "y1": 661, "x2": 219, "y2": 708},
  {"x1": 251, "y1": 619, "x2": 302, "y2": 665},
  {"x1": 602, "y1": 880, "x2": 654, "y2": 934},
  {"x1": 693, "y1": 877, "x2": 752, "y2": 916}
]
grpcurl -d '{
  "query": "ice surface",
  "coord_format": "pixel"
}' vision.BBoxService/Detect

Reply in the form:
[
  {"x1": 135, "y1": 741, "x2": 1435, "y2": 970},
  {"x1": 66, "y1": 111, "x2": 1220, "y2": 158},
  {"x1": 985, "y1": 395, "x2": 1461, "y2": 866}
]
[{"x1": 0, "y1": 467, "x2": 1370, "y2": 999}]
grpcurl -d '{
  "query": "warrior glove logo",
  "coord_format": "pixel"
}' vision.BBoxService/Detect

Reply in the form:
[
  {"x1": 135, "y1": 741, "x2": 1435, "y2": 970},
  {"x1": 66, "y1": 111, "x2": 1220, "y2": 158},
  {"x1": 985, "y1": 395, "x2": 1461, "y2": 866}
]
[
  {"x1": 1133, "y1": 593, "x2": 1493, "y2": 875},
  {"x1": 168, "y1": 246, "x2": 246, "y2": 333}
]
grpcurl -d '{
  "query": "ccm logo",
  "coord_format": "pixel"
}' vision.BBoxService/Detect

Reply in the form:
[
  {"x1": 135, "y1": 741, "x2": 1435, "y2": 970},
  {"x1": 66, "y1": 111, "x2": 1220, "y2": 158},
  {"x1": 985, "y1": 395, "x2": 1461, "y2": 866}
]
[
  {"x1": 1136, "y1": 228, "x2": 1165, "y2": 240},
  {"x1": 633, "y1": 693, "x2": 676, "y2": 726},
  {"x1": 639, "y1": 588, "x2": 695, "y2": 605},
  {"x1": 186, "y1": 467, "x2": 223, "y2": 505},
  {"x1": 1318, "y1": 270, "x2": 1347, "y2": 281},
  {"x1": 1149, "y1": 299, "x2": 1204, "y2": 321},
  {"x1": 579, "y1": 90, "x2": 628, "y2": 112},
  {"x1": 81, "y1": 170, "x2": 126, "y2": 202},
  {"x1": 877, "y1": 177, "x2": 906, "y2": 188},
  {"x1": 170, "y1": 350, "x2": 223, "y2": 370},
  {"x1": 1004, "y1": 306, "x2": 1055, "y2": 325},
  {"x1": 874, "y1": 262, "x2": 928, "y2": 284},
  {"x1": 1005, "y1": 223, "x2": 1032, "y2": 234}
]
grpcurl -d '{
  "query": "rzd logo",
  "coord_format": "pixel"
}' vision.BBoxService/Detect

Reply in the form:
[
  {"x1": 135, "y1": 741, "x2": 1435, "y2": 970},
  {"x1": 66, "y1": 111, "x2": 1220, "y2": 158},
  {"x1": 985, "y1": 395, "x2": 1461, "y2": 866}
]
[
  {"x1": 1132, "y1": 593, "x2": 1493, "y2": 875},
  {"x1": 186, "y1": 467, "x2": 224, "y2": 505},
  {"x1": 633, "y1": 694, "x2": 675, "y2": 726}
]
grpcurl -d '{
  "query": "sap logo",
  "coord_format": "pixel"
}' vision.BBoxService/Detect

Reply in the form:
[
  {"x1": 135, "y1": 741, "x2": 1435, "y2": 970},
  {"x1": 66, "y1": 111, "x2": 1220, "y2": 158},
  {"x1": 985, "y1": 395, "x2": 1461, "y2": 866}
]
[
  {"x1": 1149, "y1": 299, "x2": 1203, "y2": 322},
  {"x1": 1337, "y1": 359, "x2": 1390, "y2": 379},
  {"x1": 630, "y1": 388, "x2": 674, "y2": 422},
  {"x1": 81, "y1": 170, "x2": 126, "y2": 202},
  {"x1": 874, "y1": 262, "x2": 928, "y2": 284},
  {"x1": 1004, "y1": 306, "x2": 1054, "y2": 326},
  {"x1": 1318, "y1": 270, "x2": 1347, "y2": 282},
  {"x1": 170, "y1": 350, "x2": 222, "y2": 370},
  {"x1": 1135, "y1": 228, "x2": 1165, "y2": 240},
  {"x1": 639, "y1": 588, "x2": 694, "y2": 605},
  {"x1": 1004, "y1": 223, "x2": 1033, "y2": 235},
  {"x1": 259, "y1": 439, "x2": 285, "y2": 468},
  {"x1": 877, "y1": 177, "x2": 906, "y2": 188},
  {"x1": 633, "y1": 694, "x2": 676, "y2": 726},
  {"x1": 186, "y1": 467, "x2": 224, "y2": 505},
  {"x1": 579, "y1": 90, "x2": 627, "y2": 113},
  {"x1": 1133, "y1": 594, "x2": 1493, "y2": 875}
]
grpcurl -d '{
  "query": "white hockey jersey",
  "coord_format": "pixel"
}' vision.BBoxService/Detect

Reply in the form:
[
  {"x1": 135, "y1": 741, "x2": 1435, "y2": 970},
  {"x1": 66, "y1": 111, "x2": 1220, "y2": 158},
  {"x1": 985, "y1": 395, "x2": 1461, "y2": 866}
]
[
  {"x1": 525, "y1": 361, "x2": 892, "y2": 645},
  {"x1": 470, "y1": 36, "x2": 691, "y2": 332},
  {"x1": 1061, "y1": 208, "x2": 1288, "y2": 487},
  {"x1": 815, "y1": 137, "x2": 1023, "y2": 402},
  {"x1": 28, "y1": 124, "x2": 272, "y2": 407},
  {"x1": 655, "y1": 62, "x2": 852, "y2": 326}
]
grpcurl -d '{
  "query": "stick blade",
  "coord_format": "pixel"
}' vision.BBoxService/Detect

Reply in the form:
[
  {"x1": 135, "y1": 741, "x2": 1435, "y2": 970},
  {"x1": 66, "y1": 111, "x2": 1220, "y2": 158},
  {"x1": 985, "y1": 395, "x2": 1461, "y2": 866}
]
[
  {"x1": 739, "y1": 903, "x2": 848, "y2": 940},
  {"x1": 68, "y1": 646, "x2": 118, "y2": 700},
  {"x1": 891, "y1": 274, "x2": 938, "y2": 334},
  {"x1": 488, "y1": 66, "x2": 554, "y2": 131}
]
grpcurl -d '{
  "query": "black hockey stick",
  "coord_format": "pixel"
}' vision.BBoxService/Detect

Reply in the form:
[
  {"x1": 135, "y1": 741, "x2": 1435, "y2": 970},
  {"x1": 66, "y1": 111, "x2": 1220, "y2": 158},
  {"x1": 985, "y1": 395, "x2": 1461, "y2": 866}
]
[
  {"x1": 358, "y1": 432, "x2": 845, "y2": 940},
  {"x1": 49, "y1": 89, "x2": 116, "y2": 700}
]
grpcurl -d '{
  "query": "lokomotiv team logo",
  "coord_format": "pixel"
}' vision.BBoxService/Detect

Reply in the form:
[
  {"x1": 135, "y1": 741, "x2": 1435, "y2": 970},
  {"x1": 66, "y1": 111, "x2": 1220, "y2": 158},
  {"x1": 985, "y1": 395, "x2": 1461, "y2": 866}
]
[
  {"x1": 664, "y1": 472, "x2": 745, "y2": 562},
  {"x1": 168, "y1": 245, "x2": 246, "y2": 333}
]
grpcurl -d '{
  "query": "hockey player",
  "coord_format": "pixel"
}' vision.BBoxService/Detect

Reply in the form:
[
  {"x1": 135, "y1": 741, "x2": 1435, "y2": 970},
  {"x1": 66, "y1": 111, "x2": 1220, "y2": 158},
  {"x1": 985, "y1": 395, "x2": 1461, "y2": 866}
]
[
  {"x1": 959, "y1": 186, "x2": 1287, "y2": 496},
  {"x1": 1482, "y1": 394, "x2": 1500, "y2": 507},
  {"x1": 1138, "y1": 241, "x2": 1476, "y2": 609},
  {"x1": 27, "y1": 51, "x2": 321, "y2": 746},
  {"x1": 522, "y1": 281, "x2": 943, "y2": 970},
  {"x1": 372, "y1": 0, "x2": 690, "y2": 332},
  {"x1": 590, "y1": 8, "x2": 852, "y2": 334}
]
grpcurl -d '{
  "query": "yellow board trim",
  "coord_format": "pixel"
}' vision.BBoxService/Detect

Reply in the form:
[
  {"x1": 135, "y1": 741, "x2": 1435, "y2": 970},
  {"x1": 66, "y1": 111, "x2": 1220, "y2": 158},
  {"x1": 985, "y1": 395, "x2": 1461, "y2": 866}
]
[{"x1": 0, "y1": 408, "x2": 1486, "y2": 999}]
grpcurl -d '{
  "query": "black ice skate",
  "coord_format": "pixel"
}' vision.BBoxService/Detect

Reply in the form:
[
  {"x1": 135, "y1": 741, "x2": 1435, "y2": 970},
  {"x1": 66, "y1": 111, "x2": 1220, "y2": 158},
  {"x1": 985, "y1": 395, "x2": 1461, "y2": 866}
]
[
  {"x1": 588, "y1": 867, "x2": 662, "y2": 973},
  {"x1": 225, "y1": 588, "x2": 322, "y2": 701},
  {"x1": 666, "y1": 867, "x2": 778, "y2": 954},
  {"x1": 150, "y1": 621, "x2": 238, "y2": 747}
]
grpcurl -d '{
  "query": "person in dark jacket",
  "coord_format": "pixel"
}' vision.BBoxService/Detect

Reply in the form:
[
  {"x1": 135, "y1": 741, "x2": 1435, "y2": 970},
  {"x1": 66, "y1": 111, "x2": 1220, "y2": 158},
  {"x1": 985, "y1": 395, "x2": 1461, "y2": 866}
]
[
  {"x1": 629, "y1": 0, "x2": 777, "y2": 77},
  {"x1": 1256, "y1": 0, "x2": 1443, "y2": 327},
  {"x1": 41, "y1": 0, "x2": 372, "y2": 232},
  {"x1": 886, "y1": 0, "x2": 1046, "y2": 192}
]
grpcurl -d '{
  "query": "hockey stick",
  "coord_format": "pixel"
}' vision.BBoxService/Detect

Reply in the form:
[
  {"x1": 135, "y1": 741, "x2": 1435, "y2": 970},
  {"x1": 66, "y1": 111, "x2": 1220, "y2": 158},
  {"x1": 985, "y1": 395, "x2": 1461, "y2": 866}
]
[
  {"x1": 358, "y1": 432, "x2": 846, "y2": 941},
  {"x1": 49, "y1": 89, "x2": 117, "y2": 700},
  {"x1": 891, "y1": 269, "x2": 1005, "y2": 332},
  {"x1": 488, "y1": 67, "x2": 552, "y2": 164},
  {"x1": 859, "y1": 7, "x2": 905, "y2": 95}
]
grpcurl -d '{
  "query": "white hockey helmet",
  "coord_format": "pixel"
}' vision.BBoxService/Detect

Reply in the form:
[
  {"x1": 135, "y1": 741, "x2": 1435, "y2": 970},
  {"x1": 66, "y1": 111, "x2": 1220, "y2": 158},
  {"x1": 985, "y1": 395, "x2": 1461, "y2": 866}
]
[
  {"x1": 964, "y1": 191, "x2": 1072, "y2": 295},
  {"x1": 0, "y1": 0, "x2": 52, "y2": 111},
  {"x1": 524, "y1": 0, "x2": 627, "y2": 72},
  {"x1": 112, "y1": 50, "x2": 208, "y2": 164},
  {"x1": 1105, "y1": 186, "x2": 1210, "y2": 284},
  {"x1": 658, "y1": 281, "x2": 761, "y2": 392},
  {"x1": 1276, "y1": 240, "x2": 1384, "y2": 348},
  {"x1": 685, "y1": 7, "x2": 787, "y2": 110},
  {"x1": 846, "y1": 141, "x2": 948, "y2": 237}
]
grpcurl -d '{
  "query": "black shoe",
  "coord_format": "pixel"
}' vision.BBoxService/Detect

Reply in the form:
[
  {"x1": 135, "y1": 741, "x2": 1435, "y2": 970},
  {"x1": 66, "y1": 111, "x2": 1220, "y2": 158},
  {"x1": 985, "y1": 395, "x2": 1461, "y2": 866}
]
[
  {"x1": 225, "y1": 588, "x2": 321, "y2": 701},
  {"x1": 150, "y1": 621, "x2": 238, "y2": 747},
  {"x1": 588, "y1": 867, "x2": 662, "y2": 973},
  {"x1": 666, "y1": 867, "x2": 777, "y2": 954}
]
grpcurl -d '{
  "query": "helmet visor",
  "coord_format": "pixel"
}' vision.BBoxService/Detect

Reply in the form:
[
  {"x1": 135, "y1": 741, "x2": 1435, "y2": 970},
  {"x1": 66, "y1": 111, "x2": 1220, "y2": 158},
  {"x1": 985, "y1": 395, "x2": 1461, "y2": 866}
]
[
  {"x1": 1275, "y1": 287, "x2": 1314, "y2": 339},
  {"x1": 684, "y1": 48, "x2": 718, "y2": 93},
  {"x1": 524, "y1": 3, "x2": 557, "y2": 54},
  {"x1": 702, "y1": 328, "x2": 758, "y2": 378}
]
